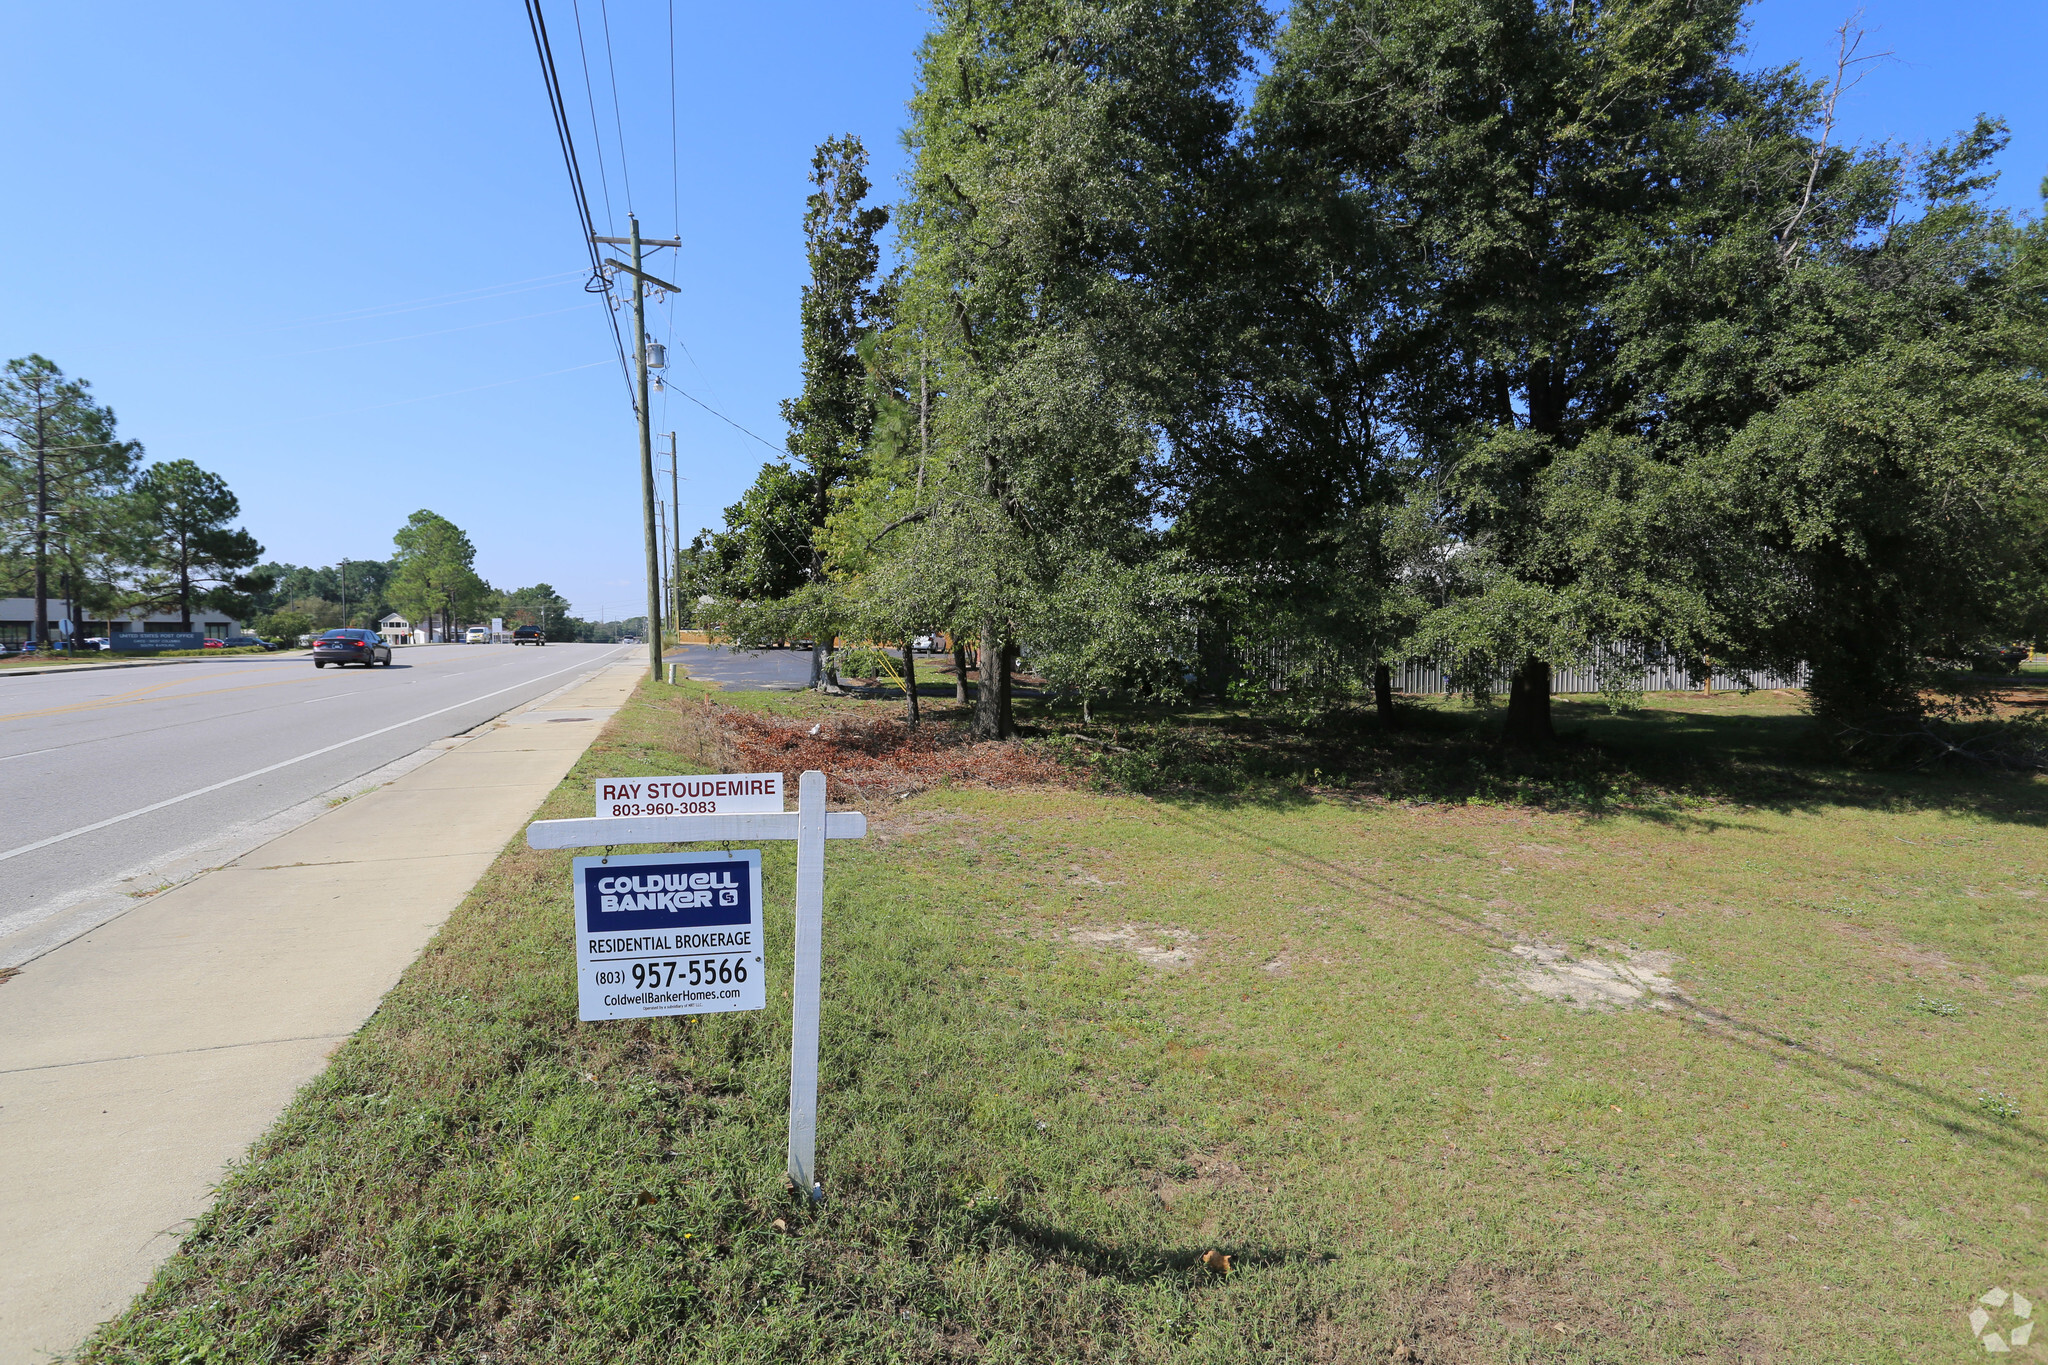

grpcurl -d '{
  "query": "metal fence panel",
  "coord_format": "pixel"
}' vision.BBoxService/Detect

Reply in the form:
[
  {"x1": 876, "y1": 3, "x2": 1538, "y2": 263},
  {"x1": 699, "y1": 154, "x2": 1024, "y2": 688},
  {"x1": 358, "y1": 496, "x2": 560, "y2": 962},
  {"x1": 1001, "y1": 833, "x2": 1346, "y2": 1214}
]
[{"x1": 1232, "y1": 641, "x2": 1807, "y2": 696}]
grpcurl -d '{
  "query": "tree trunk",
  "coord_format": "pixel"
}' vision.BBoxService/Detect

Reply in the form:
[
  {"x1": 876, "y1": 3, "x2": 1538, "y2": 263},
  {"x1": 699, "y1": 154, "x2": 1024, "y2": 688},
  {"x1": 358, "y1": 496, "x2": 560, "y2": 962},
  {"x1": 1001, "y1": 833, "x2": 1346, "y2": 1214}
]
[
  {"x1": 808, "y1": 641, "x2": 824, "y2": 690},
  {"x1": 177, "y1": 542, "x2": 193, "y2": 632},
  {"x1": 824, "y1": 637, "x2": 840, "y2": 691},
  {"x1": 1501, "y1": 656, "x2": 1555, "y2": 746},
  {"x1": 952, "y1": 641, "x2": 969, "y2": 702},
  {"x1": 31, "y1": 401, "x2": 48, "y2": 646},
  {"x1": 904, "y1": 638, "x2": 919, "y2": 729},
  {"x1": 1374, "y1": 662, "x2": 1395, "y2": 727},
  {"x1": 971, "y1": 622, "x2": 1014, "y2": 739}
]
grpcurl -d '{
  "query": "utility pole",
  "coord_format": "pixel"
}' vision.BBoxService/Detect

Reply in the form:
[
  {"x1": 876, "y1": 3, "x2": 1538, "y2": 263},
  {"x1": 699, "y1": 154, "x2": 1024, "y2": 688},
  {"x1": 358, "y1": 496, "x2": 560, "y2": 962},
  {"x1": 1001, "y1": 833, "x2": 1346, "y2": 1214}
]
[
  {"x1": 667, "y1": 431, "x2": 682, "y2": 637},
  {"x1": 655, "y1": 495, "x2": 670, "y2": 642},
  {"x1": 596, "y1": 217, "x2": 682, "y2": 682}
]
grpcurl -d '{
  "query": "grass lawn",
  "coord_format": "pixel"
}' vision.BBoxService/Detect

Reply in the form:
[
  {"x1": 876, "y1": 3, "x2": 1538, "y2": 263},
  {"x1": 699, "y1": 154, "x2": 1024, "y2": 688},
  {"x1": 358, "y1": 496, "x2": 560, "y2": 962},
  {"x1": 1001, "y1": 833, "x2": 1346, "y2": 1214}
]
[{"x1": 81, "y1": 680, "x2": 2048, "y2": 1363}]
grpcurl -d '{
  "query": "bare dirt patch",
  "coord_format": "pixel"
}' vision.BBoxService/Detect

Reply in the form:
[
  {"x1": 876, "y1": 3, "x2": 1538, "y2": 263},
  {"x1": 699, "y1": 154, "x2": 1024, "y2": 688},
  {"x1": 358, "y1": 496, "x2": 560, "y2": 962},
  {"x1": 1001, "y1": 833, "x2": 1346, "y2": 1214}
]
[
  {"x1": 1069, "y1": 923, "x2": 1198, "y2": 969},
  {"x1": 1387, "y1": 1262, "x2": 1633, "y2": 1364},
  {"x1": 1148, "y1": 1149, "x2": 1261, "y2": 1209},
  {"x1": 1494, "y1": 940, "x2": 1679, "y2": 1011}
]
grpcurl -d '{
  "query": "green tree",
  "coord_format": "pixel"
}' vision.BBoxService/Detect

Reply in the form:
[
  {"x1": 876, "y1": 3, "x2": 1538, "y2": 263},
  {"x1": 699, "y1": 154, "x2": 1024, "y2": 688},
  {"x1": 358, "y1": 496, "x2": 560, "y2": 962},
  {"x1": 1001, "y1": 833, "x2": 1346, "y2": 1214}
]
[
  {"x1": 1692, "y1": 119, "x2": 2048, "y2": 728},
  {"x1": 781, "y1": 134, "x2": 891, "y2": 688},
  {"x1": 131, "y1": 459, "x2": 269, "y2": 631},
  {"x1": 389, "y1": 511, "x2": 488, "y2": 642},
  {"x1": 499, "y1": 583, "x2": 573, "y2": 640},
  {"x1": 254, "y1": 607, "x2": 315, "y2": 647},
  {"x1": 0, "y1": 355, "x2": 144, "y2": 643},
  {"x1": 897, "y1": 0, "x2": 1267, "y2": 736},
  {"x1": 1256, "y1": 0, "x2": 1793, "y2": 743}
]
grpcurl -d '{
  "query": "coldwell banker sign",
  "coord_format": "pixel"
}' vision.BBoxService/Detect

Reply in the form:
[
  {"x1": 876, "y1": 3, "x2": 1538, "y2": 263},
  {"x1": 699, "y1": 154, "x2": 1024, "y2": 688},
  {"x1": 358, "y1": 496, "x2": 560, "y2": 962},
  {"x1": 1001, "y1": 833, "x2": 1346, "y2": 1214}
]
[{"x1": 570, "y1": 850, "x2": 767, "y2": 1020}]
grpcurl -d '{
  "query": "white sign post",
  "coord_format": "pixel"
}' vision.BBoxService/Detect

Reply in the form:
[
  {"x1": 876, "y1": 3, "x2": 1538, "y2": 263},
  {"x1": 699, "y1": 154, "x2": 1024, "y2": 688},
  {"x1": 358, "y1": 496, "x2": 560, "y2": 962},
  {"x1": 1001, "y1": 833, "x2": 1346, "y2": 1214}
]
[{"x1": 528, "y1": 768, "x2": 861, "y2": 1202}]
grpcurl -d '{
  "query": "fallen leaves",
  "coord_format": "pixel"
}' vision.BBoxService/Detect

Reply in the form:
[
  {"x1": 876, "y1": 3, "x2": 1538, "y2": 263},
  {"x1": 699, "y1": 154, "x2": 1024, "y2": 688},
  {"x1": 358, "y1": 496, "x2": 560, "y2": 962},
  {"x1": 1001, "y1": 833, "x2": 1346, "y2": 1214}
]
[{"x1": 716, "y1": 708, "x2": 1072, "y2": 801}]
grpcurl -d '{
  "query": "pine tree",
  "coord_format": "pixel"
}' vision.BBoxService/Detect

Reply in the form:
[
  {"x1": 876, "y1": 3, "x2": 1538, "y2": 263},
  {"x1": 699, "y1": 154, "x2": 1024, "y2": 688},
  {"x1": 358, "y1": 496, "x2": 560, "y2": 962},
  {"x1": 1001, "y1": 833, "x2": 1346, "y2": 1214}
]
[
  {"x1": 132, "y1": 459, "x2": 268, "y2": 632},
  {"x1": 0, "y1": 355, "x2": 143, "y2": 644}
]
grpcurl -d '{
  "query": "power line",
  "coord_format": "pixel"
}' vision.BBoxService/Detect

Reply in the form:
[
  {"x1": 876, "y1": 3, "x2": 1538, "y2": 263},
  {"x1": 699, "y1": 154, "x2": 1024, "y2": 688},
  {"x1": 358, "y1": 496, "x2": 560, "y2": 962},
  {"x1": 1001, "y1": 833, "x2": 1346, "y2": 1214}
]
[
  {"x1": 667, "y1": 384, "x2": 784, "y2": 455},
  {"x1": 598, "y1": 0, "x2": 634, "y2": 211},
  {"x1": 567, "y1": 0, "x2": 616, "y2": 233},
  {"x1": 523, "y1": 0, "x2": 634, "y2": 403},
  {"x1": 283, "y1": 301, "x2": 599, "y2": 357},
  {"x1": 248, "y1": 271, "x2": 586, "y2": 334},
  {"x1": 659, "y1": 0, "x2": 680, "y2": 441},
  {"x1": 668, "y1": 0, "x2": 679, "y2": 237},
  {"x1": 22, "y1": 359, "x2": 620, "y2": 455}
]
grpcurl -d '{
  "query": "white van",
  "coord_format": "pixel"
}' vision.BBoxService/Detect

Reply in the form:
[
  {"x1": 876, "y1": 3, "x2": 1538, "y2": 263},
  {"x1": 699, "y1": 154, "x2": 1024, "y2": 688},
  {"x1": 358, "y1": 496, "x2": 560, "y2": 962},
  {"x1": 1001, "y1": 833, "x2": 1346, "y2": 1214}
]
[{"x1": 464, "y1": 626, "x2": 489, "y2": 644}]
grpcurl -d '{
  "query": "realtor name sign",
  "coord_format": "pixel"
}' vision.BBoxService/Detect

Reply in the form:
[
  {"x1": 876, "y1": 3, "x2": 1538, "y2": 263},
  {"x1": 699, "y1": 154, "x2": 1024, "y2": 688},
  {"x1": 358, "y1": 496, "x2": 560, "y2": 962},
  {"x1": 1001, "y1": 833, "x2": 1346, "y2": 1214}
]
[{"x1": 595, "y1": 772, "x2": 782, "y2": 819}]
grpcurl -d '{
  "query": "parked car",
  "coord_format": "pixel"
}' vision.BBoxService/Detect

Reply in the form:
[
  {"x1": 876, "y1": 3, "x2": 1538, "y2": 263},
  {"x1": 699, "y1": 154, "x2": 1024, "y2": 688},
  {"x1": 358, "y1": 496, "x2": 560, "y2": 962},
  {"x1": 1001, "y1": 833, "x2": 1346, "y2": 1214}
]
[
  {"x1": 465, "y1": 626, "x2": 489, "y2": 644},
  {"x1": 512, "y1": 626, "x2": 547, "y2": 646},
  {"x1": 202, "y1": 638, "x2": 226, "y2": 649},
  {"x1": 312, "y1": 628, "x2": 393, "y2": 668},
  {"x1": 1973, "y1": 645, "x2": 2029, "y2": 674},
  {"x1": 219, "y1": 635, "x2": 274, "y2": 650}
]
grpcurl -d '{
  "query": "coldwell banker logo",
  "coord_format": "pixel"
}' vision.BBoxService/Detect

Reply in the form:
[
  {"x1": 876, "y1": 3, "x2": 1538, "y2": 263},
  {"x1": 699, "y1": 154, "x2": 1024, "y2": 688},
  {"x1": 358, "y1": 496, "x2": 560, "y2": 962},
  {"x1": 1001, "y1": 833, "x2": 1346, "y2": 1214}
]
[{"x1": 582, "y1": 861, "x2": 748, "y2": 933}]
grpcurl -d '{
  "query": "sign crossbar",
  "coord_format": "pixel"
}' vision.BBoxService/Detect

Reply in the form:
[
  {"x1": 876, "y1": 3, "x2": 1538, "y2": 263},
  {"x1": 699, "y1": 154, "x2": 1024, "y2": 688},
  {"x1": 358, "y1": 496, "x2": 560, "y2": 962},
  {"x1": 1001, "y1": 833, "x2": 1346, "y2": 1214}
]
[{"x1": 527, "y1": 810, "x2": 866, "y2": 849}]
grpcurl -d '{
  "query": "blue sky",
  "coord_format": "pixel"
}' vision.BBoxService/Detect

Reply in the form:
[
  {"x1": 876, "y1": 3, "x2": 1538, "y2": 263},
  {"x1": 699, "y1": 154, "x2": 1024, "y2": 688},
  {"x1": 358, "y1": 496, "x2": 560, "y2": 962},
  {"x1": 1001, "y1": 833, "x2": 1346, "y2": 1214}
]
[{"x1": 4, "y1": 1, "x2": 2042, "y2": 622}]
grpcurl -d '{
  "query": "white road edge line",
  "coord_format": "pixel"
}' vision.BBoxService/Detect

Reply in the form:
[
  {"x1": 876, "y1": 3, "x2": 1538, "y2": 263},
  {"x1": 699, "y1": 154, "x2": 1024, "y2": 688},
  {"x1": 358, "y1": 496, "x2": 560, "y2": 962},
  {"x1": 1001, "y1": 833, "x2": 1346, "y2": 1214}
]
[{"x1": 0, "y1": 647, "x2": 632, "y2": 867}]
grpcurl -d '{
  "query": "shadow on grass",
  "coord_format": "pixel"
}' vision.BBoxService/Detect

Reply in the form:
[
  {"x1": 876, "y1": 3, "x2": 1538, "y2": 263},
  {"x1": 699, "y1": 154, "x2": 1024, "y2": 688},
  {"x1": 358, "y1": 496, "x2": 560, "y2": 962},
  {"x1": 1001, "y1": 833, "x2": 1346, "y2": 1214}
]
[
  {"x1": 1017, "y1": 691, "x2": 2048, "y2": 830},
  {"x1": 1141, "y1": 798, "x2": 2048, "y2": 1179},
  {"x1": 981, "y1": 1211, "x2": 1330, "y2": 1284}
]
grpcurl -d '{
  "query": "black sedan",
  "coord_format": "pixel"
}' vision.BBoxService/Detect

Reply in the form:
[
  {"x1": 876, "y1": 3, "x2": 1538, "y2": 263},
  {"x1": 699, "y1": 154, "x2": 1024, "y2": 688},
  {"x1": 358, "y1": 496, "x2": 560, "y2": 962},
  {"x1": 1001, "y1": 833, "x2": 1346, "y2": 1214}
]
[
  {"x1": 312, "y1": 628, "x2": 392, "y2": 668},
  {"x1": 511, "y1": 626, "x2": 547, "y2": 646}
]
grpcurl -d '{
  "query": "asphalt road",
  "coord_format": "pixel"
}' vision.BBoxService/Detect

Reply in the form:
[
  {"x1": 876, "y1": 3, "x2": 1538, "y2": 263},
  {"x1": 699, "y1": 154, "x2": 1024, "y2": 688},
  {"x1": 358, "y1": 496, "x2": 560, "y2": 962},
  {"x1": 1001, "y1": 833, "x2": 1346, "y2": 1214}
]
[
  {"x1": 672, "y1": 644, "x2": 819, "y2": 691},
  {"x1": 0, "y1": 643, "x2": 628, "y2": 959}
]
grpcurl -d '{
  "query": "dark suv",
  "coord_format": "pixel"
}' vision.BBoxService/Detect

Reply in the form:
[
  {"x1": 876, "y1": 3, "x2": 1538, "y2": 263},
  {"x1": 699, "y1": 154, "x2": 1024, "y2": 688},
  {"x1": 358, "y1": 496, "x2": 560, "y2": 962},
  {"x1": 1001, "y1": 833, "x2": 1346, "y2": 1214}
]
[
  {"x1": 512, "y1": 626, "x2": 547, "y2": 646},
  {"x1": 312, "y1": 629, "x2": 392, "y2": 668}
]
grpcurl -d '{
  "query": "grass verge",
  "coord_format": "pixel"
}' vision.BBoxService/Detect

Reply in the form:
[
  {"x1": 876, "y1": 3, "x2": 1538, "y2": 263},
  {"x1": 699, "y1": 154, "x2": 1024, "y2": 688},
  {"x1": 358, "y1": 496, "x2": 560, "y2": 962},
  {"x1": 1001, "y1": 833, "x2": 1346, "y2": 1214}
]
[
  {"x1": 81, "y1": 678, "x2": 2048, "y2": 1362},
  {"x1": 0, "y1": 645, "x2": 273, "y2": 670}
]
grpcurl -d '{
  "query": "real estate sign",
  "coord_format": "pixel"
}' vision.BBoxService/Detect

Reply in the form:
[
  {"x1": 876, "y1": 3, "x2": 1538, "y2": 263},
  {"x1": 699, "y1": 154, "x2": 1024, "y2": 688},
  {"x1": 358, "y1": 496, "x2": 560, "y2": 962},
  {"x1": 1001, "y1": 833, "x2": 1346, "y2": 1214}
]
[{"x1": 570, "y1": 849, "x2": 766, "y2": 1021}]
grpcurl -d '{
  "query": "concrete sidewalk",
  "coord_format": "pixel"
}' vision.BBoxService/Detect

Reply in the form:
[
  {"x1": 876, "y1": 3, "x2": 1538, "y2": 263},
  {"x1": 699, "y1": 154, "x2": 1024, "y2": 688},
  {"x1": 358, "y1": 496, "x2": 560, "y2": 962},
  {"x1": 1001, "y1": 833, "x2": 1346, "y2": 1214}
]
[{"x1": 0, "y1": 661, "x2": 643, "y2": 1364}]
